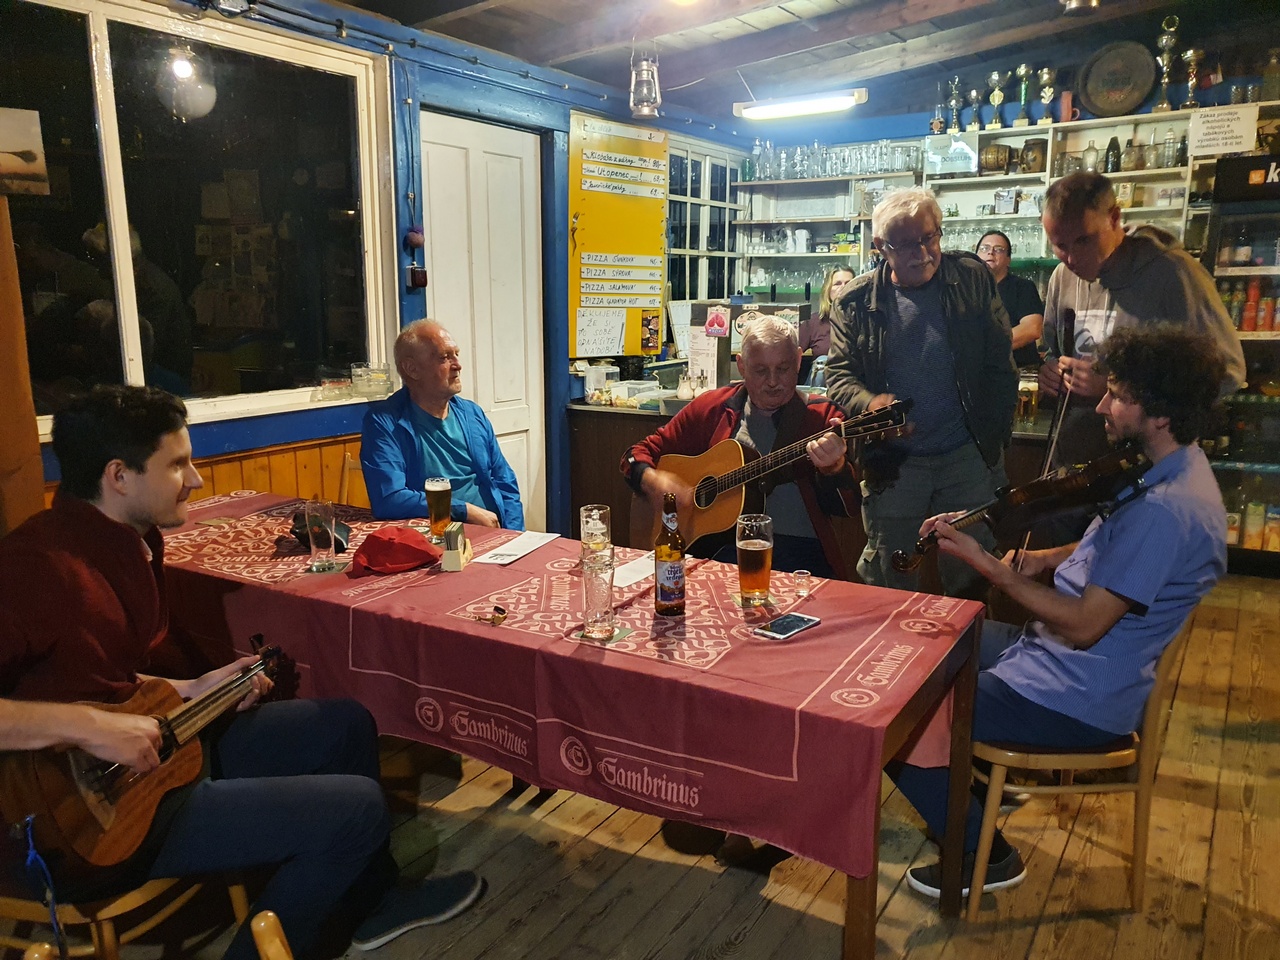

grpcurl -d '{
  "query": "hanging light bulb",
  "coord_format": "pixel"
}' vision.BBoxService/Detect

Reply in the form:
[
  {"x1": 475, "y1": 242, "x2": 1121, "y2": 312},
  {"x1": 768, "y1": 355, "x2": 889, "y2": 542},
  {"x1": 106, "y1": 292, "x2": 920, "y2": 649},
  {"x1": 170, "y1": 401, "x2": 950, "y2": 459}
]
[
  {"x1": 630, "y1": 49, "x2": 662, "y2": 121},
  {"x1": 156, "y1": 45, "x2": 218, "y2": 121}
]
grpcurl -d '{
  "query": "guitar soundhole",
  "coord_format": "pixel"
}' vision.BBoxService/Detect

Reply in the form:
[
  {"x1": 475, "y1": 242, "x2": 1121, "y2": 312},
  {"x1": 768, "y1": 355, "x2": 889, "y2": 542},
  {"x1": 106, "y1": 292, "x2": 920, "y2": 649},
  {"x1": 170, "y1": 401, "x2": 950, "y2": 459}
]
[{"x1": 694, "y1": 479, "x2": 717, "y2": 509}]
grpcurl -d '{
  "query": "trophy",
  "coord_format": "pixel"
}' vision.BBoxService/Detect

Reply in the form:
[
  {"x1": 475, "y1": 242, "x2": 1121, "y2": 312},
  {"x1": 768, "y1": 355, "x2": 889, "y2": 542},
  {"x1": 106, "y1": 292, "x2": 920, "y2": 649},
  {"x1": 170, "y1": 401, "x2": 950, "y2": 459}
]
[
  {"x1": 1037, "y1": 67, "x2": 1056, "y2": 125},
  {"x1": 1181, "y1": 48, "x2": 1203, "y2": 109},
  {"x1": 987, "y1": 71, "x2": 1012, "y2": 129},
  {"x1": 967, "y1": 88, "x2": 984, "y2": 132},
  {"x1": 946, "y1": 76, "x2": 964, "y2": 134},
  {"x1": 1153, "y1": 16, "x2": 1179, "y2": 112},
  {"x1": 1013, "y1": 64, "x2": 1034, "y2": 126},
  {"x1": 929, "y1": 81, "x2": 946, "y2": 134}
]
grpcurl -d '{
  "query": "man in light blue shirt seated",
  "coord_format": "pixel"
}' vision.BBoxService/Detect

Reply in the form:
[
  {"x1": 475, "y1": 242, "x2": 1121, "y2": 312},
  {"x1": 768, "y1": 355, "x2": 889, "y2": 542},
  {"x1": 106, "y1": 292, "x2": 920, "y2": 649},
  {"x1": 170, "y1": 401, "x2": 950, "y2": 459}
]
[
  {"x1": 362, "y1": 319, "x2": 525, "y2": 530},
  {"x1": 889, "y1": 325, "x2": 1229, "y2": 904}
]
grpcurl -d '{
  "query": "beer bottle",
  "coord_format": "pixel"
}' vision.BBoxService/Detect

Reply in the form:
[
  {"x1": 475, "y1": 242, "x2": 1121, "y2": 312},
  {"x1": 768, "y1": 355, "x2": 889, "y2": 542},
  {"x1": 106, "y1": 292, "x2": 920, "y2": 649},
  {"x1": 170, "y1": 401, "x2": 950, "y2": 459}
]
[{"x1": 654, "y1": 493, "x2": 686, "y2": 617}]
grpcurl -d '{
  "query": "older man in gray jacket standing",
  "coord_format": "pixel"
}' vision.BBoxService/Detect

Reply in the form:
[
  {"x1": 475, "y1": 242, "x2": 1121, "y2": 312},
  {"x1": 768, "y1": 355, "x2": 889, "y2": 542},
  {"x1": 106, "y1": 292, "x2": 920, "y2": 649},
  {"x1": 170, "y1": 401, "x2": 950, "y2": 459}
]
[{"x1": 826, "y1": 187, "x2": 1017, "y2": 597}]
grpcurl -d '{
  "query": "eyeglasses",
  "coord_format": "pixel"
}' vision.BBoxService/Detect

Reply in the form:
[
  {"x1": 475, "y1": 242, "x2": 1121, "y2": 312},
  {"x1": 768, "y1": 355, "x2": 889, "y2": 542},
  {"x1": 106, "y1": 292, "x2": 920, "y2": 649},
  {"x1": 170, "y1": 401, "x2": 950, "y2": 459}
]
[
  {"x1": 977, "y1": 244, "x2": 1010, "y2": 255},
  {"x1": 879, "y1": 229, "x2": 943, "y2": 253}
]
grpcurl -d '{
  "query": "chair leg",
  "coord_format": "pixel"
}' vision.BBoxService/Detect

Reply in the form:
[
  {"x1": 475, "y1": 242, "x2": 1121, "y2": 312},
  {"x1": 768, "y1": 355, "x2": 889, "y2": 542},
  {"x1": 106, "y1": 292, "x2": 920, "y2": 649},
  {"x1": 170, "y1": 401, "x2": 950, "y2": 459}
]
[
  {"x1": 967, "y1": 762, "x2": 1008, "y2": 920},
  {"x1": 90, "y1": 919, "x2": 121, "y2": 960},
  {"x1": 227, "y1": 880, "x2": 251, "y2": 924},
  {"x1": 1131, "y1": 780, "x2": 1153, "y2": 910}
]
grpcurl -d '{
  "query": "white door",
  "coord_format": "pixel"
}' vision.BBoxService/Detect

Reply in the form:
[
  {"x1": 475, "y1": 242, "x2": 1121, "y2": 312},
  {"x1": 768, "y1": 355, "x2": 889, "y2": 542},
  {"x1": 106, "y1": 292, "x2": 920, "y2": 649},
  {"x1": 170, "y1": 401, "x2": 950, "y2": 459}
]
[{"x1": 419, "y1": 112, "x2": 546, "y2": 531}]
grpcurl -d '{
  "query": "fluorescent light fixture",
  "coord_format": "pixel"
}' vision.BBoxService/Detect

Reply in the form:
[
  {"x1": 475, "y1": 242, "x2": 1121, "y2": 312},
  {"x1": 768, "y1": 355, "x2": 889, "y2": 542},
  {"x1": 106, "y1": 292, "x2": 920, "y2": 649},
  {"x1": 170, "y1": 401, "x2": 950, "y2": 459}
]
[{"x1": 733, "y1": 88, "x2": 868, "y2": 120}]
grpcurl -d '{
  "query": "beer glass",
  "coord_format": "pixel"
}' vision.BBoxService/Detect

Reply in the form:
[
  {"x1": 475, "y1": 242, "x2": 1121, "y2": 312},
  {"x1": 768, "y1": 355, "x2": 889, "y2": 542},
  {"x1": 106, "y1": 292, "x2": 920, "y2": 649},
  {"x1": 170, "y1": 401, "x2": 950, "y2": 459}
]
[
  {"x1": 424, "y1": 478, "x2": 452, "y2": 544},
  {"x1": 580, "y1": 504, "x2": 611, "y2": 560},
  {"x1": 736, "y1": 514, "x2": 774, "y2": 606},
  {"x1": 305, "y1": 499, "x2": 338, "y2": 573},
  {"x1": 581, "y1": 547, "x2": 616, "y2": 640},
  {"x1": 1017, "y1": 374, "x2": 1040, "y2": 425}
]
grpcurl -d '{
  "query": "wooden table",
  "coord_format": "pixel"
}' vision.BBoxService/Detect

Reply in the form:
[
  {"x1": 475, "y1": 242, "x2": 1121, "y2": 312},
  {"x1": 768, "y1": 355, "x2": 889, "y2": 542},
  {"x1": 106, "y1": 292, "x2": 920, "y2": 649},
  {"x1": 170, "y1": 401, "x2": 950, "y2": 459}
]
[{"x1": 164, "y1": 492, "x2": 980, "y2": 958}]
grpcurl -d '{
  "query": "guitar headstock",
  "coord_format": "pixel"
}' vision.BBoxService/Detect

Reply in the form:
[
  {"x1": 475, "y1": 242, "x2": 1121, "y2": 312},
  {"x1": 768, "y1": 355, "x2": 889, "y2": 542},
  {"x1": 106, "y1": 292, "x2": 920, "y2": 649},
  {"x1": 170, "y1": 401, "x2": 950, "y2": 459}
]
[{"x1": 838, "y1": 398, "x2": 914, "y2": 443}]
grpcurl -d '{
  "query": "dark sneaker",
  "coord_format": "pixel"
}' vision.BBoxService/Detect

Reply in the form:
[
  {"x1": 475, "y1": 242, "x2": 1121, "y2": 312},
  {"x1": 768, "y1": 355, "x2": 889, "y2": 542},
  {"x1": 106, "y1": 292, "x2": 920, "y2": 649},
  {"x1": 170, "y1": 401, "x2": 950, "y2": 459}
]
[
  {"x1": 351, "y1": 871, "x2": 485, "y2": 951},
  {"x1": 906, "y1": 846, "x2": 1026, "y2": 899}
]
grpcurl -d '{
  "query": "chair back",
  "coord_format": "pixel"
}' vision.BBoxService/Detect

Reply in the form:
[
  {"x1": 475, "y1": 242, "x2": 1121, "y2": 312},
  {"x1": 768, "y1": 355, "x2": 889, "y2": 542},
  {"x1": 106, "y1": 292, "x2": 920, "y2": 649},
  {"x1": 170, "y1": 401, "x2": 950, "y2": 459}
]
[
  {"x1": 338, "y1": 452, "x2": 365, "y2": 506},
  {"x1": 1135, "y1": 612, "x2": 1194, "y2": 779},
  {"x1": 252, "y1": 910, "x2": 295, "y2": 960}
]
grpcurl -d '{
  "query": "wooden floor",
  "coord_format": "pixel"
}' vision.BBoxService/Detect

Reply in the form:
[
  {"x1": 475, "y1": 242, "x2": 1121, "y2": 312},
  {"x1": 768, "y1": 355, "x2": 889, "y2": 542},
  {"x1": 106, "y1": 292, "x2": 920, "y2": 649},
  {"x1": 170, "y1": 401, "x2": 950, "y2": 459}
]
[{"x1": 15, "y1": 574, "x2": 1280, "y2": 960}]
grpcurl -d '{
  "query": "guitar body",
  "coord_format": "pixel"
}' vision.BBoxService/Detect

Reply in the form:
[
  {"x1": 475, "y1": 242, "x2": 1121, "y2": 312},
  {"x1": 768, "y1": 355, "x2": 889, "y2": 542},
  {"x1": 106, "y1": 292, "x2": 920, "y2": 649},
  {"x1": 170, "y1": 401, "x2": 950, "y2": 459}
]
[
  {"x1": 0, "y1": 679, "x2": 203, "y2": 877},
  {"x1": 643, "y1": 439, "x2": 764, "y2": 548}
]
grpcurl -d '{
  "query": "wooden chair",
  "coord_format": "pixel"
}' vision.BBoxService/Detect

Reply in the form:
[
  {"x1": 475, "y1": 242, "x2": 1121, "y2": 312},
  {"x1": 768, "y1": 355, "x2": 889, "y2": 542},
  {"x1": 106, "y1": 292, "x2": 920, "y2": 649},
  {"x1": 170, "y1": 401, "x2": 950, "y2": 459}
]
[
  {"x1": 337, "y1": 452, "x2": 363, "y2": 506},
  {"x1": 0, "y1": 876, "x2": 249, "y2": 960},
  {"x1": 966, "y1": 614, "x2": 1194, "y2": 919},
  {"x1": 251, "y1": 910, "x2": 294, "y2": 960},
  {"x1": 23, "y1": 945, "x2": 55, "y2": 960}
]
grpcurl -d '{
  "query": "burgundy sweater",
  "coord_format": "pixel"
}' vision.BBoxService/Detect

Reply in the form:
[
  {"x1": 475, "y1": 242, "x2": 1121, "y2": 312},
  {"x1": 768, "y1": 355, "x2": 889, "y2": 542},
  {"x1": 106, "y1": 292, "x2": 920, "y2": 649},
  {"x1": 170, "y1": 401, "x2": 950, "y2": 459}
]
[{"x1": 0, "y1": 494, "x2": 168, "y2": 704}]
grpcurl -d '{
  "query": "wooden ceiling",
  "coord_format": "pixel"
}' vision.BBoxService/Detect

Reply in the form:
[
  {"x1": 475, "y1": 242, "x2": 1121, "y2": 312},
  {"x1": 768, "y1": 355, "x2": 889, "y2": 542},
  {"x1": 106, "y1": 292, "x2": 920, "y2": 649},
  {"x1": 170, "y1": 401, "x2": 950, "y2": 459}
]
[{"x1": 346, "y1": 0, "x2": 1280, "y2": 124}]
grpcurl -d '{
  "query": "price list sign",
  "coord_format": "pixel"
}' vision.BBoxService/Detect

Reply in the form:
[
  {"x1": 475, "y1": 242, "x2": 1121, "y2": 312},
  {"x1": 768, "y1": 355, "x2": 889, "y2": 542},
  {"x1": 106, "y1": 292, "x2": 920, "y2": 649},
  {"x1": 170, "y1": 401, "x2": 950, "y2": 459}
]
[{"x1": 569, "y1": 113, "x2": 668, "y2": 357}]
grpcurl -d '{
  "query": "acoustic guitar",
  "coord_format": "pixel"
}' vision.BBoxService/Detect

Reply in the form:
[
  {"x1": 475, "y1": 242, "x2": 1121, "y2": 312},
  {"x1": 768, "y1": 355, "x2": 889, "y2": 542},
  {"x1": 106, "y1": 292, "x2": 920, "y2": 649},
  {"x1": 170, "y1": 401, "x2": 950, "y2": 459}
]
[
  {"x1": 0, "y1": 644, "x2": 279, "y2": 877},
  {"x1": 635, "y1": 400, "x2": 911, "y2": 549}
]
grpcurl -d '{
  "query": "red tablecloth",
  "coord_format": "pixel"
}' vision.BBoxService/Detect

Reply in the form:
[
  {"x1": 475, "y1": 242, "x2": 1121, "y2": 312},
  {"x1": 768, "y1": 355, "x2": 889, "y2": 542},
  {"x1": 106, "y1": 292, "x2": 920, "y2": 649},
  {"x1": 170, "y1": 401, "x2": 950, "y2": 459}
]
[{"x1": 164, "y1": 491, "x2": 979, "y2": 879}]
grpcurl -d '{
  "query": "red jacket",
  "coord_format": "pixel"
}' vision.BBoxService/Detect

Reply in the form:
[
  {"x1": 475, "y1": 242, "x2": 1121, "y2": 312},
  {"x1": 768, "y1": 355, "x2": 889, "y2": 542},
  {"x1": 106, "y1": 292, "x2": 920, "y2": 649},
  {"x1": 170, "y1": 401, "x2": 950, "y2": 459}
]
[{"x1": 620, "y1": 384, "x2": 858, "y2": 579}]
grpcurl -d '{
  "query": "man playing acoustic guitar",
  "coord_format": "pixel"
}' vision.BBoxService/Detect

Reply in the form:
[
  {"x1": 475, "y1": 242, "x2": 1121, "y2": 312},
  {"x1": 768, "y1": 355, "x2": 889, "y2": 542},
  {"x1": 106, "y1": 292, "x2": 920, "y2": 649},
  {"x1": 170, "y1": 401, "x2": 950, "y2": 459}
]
[
  {"x1": 621, "y1": 316, "x2": 860, "y2": 579},
  {"x1": 0, "y1": 386, "x2": 483, "y2": 959}
]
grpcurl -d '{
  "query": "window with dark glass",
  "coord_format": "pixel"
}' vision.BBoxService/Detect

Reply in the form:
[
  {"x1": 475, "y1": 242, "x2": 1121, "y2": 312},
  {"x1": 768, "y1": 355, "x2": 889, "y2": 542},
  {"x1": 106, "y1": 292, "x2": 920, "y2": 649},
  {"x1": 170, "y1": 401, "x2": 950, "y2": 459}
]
[
  {"x1": 668, "y1": 256, "x2": 686, "y2": 301},
  {"x1": 667, "y1": 200, "x2": 687, "y2": 250},
  {"x1": 710, "y1": 162, "x2": 727, "y2": 203},
  {"x1": 2, "y1": 4, "x2": 118, "y2": 414},
  {"x1": 669, "y1": 154, "x2": 687, "y2": 197},
  {"x1": 107, "y1": 23, "x2": 366, "y2": 399}
]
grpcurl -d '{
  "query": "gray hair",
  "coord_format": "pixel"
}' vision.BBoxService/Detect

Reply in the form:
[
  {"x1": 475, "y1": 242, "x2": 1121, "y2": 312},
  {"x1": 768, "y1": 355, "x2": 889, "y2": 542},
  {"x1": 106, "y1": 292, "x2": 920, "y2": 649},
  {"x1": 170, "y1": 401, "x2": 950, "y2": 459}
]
[
  {"x1": 871, "y1": 187, "x2": 942, "y2": 240},
  {"x1": 393, "y1": 318, "x2": 451, "y2": 379},
  {"x1": 740, "y1": 315, "x2": 799, "y2": 358}
]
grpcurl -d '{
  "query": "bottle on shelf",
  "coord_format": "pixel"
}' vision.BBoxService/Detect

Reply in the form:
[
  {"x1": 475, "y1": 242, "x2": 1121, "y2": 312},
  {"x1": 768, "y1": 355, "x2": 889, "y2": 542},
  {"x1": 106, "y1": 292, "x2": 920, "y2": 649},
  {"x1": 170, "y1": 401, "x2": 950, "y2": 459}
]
[
  {"x1": 1262, "y1": 50, "x2": 1280, "y2": 103},
  {"x1": 1217, "y1": 236, "x2": 1235, "y2": 269},
  {"x1": 1051, "y1": 131, "x2": 1067, "y2": 178},
  {"x1": 1241, "y1": 475, "x2": 1268, "y2": 551},
  {"x1": 1228, "y1": 281, "x2": 1246, "y2": 329},
  {"x1": 654, "y1": 492, "x2": 685, "y2": 617},
  {"x1": 1162, "y1": 128, "x2": 1177, "y2": 168},
  {"x1": 1143, "y1": 130, "x2": 1159, "y2": 170},
  {"x1": 1235, "y1": 224, "x2": 1253, "y2": 266},
  {"x1": 1082, "y1": 139, "x2": 1099, "y2": 173},
  {"x1": 1121, "y1": 138, "x2": 1141, "y2": 172},
  {"x1": 1176, "y1": 133, "x2": 1189, "y2": 168},
  {"x1": 742, "y1": 139, "x2": 761, "y2": 182},
  {"x1": 760, "y1": 140, "x2": 776, "y2": 181},
  {"x1": 1104, "y1": 136, "x2": 1122, "y2": 173},
  {"x1": 1225, "y1": 485, "x2": 1242, "y2": 547},
  {"x1": 1259, "y1": 296, "x2": 1277, "y2": 332}
]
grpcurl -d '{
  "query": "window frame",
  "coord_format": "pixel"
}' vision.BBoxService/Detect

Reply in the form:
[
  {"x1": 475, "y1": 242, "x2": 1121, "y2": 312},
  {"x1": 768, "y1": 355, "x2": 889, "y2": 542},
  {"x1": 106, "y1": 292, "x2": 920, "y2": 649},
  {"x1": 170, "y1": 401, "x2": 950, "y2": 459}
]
[
  {"x1": 23, "y1": 0, "x2": 396, "y2": 441},
  {"x1": 665, "y1": 135, "x2": 745, "y2": 301}
]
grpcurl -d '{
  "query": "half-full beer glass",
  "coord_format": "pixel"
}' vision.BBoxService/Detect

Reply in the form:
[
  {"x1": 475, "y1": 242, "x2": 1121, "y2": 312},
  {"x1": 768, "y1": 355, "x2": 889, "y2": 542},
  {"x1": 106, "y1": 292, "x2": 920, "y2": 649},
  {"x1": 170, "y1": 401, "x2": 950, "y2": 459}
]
[
  {"x1": 305, "y1": 499, "x2": 338, "y2": 573},
  {"x1": 424, "y1": 478, "x2": 452, "y2": 544},
  {"x1": 580, "y1": 504, "x2": 611, "y2": 559},
  {"x1": 736, "y1": 514, "x2": 773, "y2": 606}
]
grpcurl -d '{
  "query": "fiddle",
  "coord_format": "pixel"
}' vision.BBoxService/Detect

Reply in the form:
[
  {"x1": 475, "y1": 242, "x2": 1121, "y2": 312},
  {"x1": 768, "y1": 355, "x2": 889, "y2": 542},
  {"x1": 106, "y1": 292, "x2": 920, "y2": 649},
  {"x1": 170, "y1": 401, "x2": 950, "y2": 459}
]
[{"x1": 890, "y1": 443, "x2": 1152, "y2": 573}]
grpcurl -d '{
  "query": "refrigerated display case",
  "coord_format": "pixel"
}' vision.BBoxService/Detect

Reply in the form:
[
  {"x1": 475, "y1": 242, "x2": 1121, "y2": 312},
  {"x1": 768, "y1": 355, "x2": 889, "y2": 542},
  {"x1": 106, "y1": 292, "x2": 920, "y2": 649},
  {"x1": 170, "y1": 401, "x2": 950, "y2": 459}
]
[{"x1": 1202, "y1": 156, "x2": 1280, "y2": 573}]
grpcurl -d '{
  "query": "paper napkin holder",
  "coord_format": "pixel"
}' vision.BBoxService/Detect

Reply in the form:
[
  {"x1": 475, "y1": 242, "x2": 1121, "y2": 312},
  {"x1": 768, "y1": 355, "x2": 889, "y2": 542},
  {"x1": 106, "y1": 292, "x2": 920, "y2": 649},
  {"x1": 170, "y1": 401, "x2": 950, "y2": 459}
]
[{"x1": 442, "y1": 522, "x2": 473, "y2": 572}]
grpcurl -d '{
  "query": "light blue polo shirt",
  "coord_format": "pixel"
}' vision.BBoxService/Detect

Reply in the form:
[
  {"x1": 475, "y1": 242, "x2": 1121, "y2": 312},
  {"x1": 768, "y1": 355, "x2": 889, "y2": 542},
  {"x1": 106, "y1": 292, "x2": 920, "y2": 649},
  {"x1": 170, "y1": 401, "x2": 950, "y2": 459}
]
[{"x1": 988, "y1": 444, "x2": 1225, "y2": 734}]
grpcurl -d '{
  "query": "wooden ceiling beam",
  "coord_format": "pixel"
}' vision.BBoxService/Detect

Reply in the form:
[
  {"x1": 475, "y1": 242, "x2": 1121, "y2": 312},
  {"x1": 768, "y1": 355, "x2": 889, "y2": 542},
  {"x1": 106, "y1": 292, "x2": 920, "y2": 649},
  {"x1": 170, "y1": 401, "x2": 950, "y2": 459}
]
[
  {"x1": 513, "y1": 0, "x2": 792, "y2": 66},
  {"x1": 748, "y1": 0, "x2": 1172, "y2": 96},
  {"x1": 658, "y1": 0, "x2": 1003, "y2": 91},
  {"x1": 411, "y1": 0, "x2": 515, "y2": 28}
]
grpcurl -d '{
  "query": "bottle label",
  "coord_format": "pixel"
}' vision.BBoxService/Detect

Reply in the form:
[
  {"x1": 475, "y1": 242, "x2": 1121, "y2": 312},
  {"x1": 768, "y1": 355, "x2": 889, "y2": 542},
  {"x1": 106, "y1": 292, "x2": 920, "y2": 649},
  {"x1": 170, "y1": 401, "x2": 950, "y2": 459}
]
[
  {"x1": 662, "y1": 511, "x2": 678, "y2": 532},
  {"x1": 656, "y1": 559, "x2": 685, "y2": 603}
]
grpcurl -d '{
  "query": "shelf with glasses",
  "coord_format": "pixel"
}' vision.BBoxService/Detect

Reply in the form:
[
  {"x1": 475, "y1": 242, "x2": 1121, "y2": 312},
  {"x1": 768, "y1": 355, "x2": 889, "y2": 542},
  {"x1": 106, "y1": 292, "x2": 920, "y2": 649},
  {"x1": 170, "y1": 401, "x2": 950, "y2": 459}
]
[
  {"x1": 735, "y1": 216, "x2": 869, "y2": 225},
  {"x1": 1050, "y1": 166, "x2": 1189, "y2": 185},
  {"x1": 744, "y1": 251, "x2": 857, "y2": 259},
  {"x1": 736, "y1": 171, "x2": 916, "y2": 190},
  {"x1": 1120, "y1": 205, "x2": 1186, "y2": 215},
  {"x1": 940, "y1": 214, "x2": 1042, "y2": 223},
  {"x1": 927, "y1": 172, "x2": 1047, "y2": 188},
  {"x1": 1216, "y1": 266, "x2": 1280, "y2": 277}
]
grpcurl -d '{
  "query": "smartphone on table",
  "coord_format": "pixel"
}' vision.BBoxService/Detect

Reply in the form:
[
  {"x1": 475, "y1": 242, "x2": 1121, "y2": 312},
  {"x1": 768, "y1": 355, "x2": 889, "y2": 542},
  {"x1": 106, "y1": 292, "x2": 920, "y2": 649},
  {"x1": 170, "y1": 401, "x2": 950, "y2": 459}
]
[{"x1": 753, "y1": 612, "x2": 821, "y2": 642}]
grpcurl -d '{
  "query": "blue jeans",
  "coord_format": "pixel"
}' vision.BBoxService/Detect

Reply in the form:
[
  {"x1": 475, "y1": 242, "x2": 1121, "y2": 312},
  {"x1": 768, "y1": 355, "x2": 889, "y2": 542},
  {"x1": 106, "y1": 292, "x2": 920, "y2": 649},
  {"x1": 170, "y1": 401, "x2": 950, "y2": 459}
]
[
  {"x1": 858, "y1": 441, "x2": 1005, "y2": 599},
  {"x1": 148, "y1": 699, "x2": 397, "y2": 960},
  {"x1": 886, "y1": 642, "x2": 1120, "y2": 853}
]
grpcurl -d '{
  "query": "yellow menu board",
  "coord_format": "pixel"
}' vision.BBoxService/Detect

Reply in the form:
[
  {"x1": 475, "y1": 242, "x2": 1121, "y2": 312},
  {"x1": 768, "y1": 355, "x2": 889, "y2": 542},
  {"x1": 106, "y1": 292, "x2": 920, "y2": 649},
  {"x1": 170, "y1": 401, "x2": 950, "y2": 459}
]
[{"x1": 569, "y1": 111, "x2": 668, "y2": 358}]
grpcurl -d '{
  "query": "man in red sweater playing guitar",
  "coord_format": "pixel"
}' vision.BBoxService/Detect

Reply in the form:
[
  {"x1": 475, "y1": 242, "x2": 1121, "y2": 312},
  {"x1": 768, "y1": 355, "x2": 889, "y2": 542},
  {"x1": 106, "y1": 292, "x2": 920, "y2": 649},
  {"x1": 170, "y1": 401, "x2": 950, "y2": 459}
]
[
  {"x1": 622, "y1": 316, "x2": 870, "y2": 580},
  {"x1": 0, "y1": 386, "x2": 483, "y2": 958}
]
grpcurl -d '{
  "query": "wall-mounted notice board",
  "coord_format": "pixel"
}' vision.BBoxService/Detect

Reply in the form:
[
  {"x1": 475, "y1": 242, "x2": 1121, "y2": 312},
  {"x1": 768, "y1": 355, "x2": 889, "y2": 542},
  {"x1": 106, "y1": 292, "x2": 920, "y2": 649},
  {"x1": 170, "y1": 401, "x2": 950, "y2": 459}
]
[{"x1": 569, "y1": 111, "x2": 667, "y2": 358}]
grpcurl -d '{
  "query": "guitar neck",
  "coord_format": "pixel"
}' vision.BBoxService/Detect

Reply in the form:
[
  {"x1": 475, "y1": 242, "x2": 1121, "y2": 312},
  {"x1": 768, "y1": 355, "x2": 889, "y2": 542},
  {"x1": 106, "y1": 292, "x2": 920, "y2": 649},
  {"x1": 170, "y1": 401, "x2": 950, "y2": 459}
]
[
  {"x1": 164, "y1": 659, "x2": 273, "y2": 746},
  {"x1": 708, "y1": 409, "x2": 899, "y2": 498}
]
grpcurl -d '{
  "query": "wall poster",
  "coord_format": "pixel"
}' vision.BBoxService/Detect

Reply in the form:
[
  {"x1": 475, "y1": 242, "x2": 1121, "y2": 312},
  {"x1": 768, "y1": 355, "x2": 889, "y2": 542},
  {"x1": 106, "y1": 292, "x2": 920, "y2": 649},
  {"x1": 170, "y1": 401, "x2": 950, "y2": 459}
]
[{"x1": 569, "y1": 111, "x2": 667, "y2": 358}]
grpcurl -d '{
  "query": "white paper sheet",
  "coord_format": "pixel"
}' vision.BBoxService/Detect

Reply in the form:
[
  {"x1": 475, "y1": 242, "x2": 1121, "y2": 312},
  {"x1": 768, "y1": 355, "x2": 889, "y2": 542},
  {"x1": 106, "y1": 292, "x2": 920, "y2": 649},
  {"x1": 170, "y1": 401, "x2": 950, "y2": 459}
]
[
  {"x1": 472, "y1": 531, "x2": 560, "y2": 565},
  {"x1": 614, "y1": 551, "x2": 655, "y2": 588}
]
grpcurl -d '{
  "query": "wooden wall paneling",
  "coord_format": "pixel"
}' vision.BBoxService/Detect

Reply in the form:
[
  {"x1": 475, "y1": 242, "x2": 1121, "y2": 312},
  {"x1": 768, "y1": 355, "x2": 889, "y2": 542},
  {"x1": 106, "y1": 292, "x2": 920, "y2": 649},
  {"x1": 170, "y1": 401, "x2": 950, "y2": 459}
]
[
  {"x1": 211, "y1": 460, "x2": 244, "y2": 497},
  {"x1": 241, "y1": 455, "x2": 272, "y2": 495},
  {"x1": 268, "y1": 450, "x2": 300, "y2": 498},
  {"x1": 295, "y1": 447, "x2": 324, "y2": 501},
  {"x1": 193, "y1": 465, "x2": 216, "y2": 501},
  {"x1": 341, "y1": 439, "x2": 370, "y2": 508},
  {"x1": 320, "y1": 443, "x2": 346, "y2": 503}
]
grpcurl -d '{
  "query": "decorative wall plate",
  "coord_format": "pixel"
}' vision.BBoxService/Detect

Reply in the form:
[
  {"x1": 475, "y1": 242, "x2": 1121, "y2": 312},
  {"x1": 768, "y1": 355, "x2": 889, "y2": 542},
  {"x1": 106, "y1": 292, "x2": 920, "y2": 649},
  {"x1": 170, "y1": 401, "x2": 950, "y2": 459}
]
[{"x1": 1077, "y1": 41, "x2": 1157, "y2": 118}]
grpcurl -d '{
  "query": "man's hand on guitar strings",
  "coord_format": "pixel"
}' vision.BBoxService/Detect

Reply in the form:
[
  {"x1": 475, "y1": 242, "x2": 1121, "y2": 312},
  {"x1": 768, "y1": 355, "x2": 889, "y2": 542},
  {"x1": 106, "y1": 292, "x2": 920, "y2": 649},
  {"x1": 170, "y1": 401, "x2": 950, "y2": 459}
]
[
  {"x1": 180, "y1": 655, "x2": 275, "y2": 711},
  {"x1": 641, "y1": 468, "x2": 694, "y2": 517},
  {"x1": 79, "y1": 708, "x2": 163, "y2": 774},
  {"x1": 806, "y1": 418, "x2": 848, "y2": 476}
]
